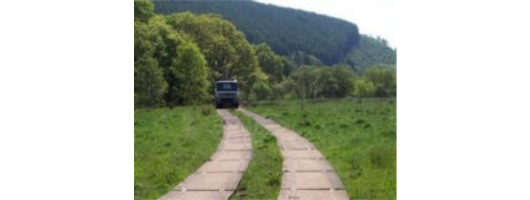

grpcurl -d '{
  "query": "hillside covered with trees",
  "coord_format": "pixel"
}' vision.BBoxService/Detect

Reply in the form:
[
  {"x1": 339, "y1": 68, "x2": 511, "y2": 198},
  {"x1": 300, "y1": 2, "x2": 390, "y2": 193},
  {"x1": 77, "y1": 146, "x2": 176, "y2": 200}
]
[
  {"x1": 153, "y1": 0, "x2": 359, "y2": 65},
  {"x1": 343, "y1": 35, "x2": 397, "y2": 72},
  {"x1": 135, "y1": 0, "x2": 396, "y2": 108}
]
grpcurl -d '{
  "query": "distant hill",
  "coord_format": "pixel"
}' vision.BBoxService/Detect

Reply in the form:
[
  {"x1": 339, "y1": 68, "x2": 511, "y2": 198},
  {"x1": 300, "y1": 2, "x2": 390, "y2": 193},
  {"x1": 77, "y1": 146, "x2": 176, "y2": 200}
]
[
  {"x1": 153, "y1": 0, "x2": 396, "y2": 69},
  {"x1": 343, "y1": 35, "x2": 397, "y2": 72},
  {"x1": 153, "y1": 0, "x2": 359, "y2": 65}
]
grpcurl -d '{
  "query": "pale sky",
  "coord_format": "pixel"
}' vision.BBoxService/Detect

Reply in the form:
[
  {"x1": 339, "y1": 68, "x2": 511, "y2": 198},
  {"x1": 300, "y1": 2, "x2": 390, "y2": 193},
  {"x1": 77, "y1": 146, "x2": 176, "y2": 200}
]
[{"x1": 254, "y1": 0, "x2": 396, "y2": 48}]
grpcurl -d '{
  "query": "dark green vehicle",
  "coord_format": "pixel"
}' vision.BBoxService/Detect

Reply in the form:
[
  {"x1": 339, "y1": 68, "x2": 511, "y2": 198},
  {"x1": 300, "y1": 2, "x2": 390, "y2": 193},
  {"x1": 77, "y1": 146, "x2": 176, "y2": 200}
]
[{"x1": 215, "y1": 80, "x2": 239, "y2": 108}]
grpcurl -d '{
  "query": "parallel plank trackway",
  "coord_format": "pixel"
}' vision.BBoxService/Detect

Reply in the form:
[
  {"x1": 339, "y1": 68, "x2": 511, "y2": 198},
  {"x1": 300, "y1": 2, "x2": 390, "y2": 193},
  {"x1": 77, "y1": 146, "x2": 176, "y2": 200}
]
[
  {"x1": 239, "y1": 108, "x2": 349, "y2": 200},
  {"x1": 159, "y1": 109, "x2": 252, "y2": 200}
]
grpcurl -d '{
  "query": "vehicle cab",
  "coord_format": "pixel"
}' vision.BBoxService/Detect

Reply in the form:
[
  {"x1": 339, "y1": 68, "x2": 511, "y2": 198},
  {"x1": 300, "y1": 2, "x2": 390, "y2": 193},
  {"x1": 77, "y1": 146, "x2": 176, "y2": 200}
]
[{"x1": 215, "y1": 80, "x2": 239, "y2": 108}]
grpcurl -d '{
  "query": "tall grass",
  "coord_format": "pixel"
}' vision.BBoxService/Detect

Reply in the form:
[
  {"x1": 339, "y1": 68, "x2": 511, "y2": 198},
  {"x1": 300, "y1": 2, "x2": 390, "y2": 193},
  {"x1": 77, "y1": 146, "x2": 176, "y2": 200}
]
[
  {"x1": 134, "y1": 106, "x2": 222, "y2": 200},
  {"x1": 248, "y1": 98, "x2": 396, "y2": 199},
  {"x1": 230, "y1": 111, "x2": 282, "y2": 200}
]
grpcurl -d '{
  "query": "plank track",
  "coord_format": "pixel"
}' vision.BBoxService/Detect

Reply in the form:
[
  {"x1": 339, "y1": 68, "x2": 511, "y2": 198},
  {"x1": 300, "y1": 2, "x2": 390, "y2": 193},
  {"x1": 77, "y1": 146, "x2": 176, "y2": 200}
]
[
  {"x1": 158, "y1": 109, "x2": 252, "y2": 200},
  {"x1": 239, "y1": 108, "x2": 349, "y2": 200}
]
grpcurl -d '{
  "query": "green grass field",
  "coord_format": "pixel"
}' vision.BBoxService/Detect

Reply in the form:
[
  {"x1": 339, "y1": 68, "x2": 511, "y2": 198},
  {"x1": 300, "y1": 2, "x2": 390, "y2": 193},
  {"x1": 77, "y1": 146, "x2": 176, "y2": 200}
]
[
  {"x1": 229, "y1": 111, "x2": 283, "y2": 200},
  {"x1": 134, "y1": 106, "x2": 222, "y2": 200},
  {"x1": 247, "y1": 98, "x2": 396, "y2": 199}
]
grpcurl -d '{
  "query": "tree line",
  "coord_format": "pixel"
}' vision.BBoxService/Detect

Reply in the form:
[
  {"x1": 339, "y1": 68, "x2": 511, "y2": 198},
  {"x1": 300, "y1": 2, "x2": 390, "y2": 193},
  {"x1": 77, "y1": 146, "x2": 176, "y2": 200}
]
[{"x1": 135, "y1": 0, "x2": 396, "y2": 108}]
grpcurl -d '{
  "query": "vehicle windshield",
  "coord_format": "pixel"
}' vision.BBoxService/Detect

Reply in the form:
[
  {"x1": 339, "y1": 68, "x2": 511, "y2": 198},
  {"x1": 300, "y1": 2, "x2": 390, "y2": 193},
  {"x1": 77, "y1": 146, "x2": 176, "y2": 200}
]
[{"x1": 216, "y1": 82, "x2": 238, "y2": 91}]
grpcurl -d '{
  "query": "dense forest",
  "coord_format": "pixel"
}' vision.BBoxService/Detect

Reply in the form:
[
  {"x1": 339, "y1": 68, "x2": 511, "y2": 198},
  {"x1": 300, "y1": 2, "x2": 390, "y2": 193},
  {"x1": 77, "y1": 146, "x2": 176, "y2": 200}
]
[
  {"x1": 153, "y1": 0, "x2": 358, "y2": 65},
  {"x1": 135, "y1": 0, "x2": 396, "y2": 108},
  {"x1": 152, "y1": 0, "x2": 396, "y2": 71}
]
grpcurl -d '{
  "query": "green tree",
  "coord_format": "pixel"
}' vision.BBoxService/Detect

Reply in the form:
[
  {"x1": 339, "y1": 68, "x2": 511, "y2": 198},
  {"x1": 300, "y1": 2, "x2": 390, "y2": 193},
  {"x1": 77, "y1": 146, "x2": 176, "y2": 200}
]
[
  {"x1": 134, "y1": 55, "x2": 168, "y2": 107},
  {"x1": 134, "y1": 20, "x2": 152, "y2": 61},
  {"x1": 135, "y1": 18, "x2": 168, "y2": 107},
  {"x1": 134, "y1": 0, "x2": 154, "y2": 22},
  {"x1": 165, "y1": 12, "x2": 264, "y2": 94},
  {"x1": 291, "y1": 66, "x2": 319, "y2": 99},
  {"x1": 315, "y1": 66, "x2": 355, "y2": 98},
  {"x1": 251, "y1": 81, "x2": 273, "y2": 100},
  {"x1": 172, "y1": 42, "x2": 211, "y2": 105},
  {"x1": 353, "y1": 79, "x2": 376, "y2": 97},
  {"x1": 364, "y1": 66, "x2": 394, "y2": 97},
  {"x1": 272, "y1": 78, "x2": 296, "y2": 100},
  {"x1": 145, "y1": 15, "x2": 185, "y2": 104},
  {"x1": 254, "y1": 43, "x2": 284, "y2": 83}
]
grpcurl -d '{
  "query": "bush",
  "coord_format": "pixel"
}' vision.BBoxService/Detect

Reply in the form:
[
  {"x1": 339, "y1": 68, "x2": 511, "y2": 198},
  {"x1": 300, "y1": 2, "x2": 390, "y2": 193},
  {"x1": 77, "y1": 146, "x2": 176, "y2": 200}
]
[
  {"x1": 251, "y1": 81, "x2": 273, "y2": 100},
  {"x1": 353, "y1": 79, "x2": 375, "y2": 97}
]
